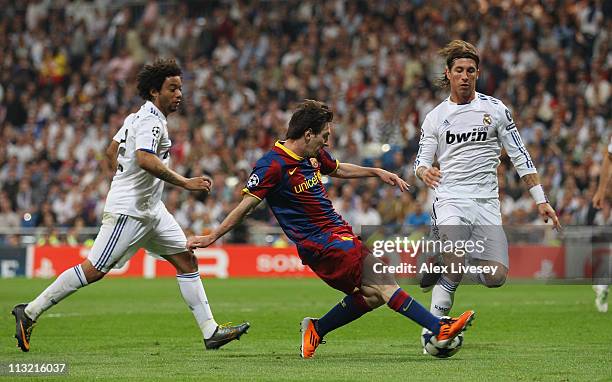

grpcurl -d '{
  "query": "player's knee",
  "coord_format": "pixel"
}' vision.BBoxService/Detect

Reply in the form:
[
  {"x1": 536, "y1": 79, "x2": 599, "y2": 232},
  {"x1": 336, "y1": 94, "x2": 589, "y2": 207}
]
[
  {"x1": 185, "y1": 252, "x2": 198, "y2": 272},
  {"x1": 482, "y1": 271, "x2": 507, "y2": 288},
  {"x1": 362, "y1": 293, "x2": 385, "y2": 309},
  {"x1": 359, "y1": 285, "x2": 386, "y2": 308},
  {"x1": 88, "y1": 271, "x2": 106, "y2": 283},
  {"x1": 373, "y1": 271, "x2": 396, "y2": 289},
  {"x1": 169, "y1": 251, "x2": 198, "y2": 274},
  {"x1": 371, "y1": 283, "x2": 401, "y2": 304},
  {"x1": 81, "y1": 260, "x2": 106, "y2": 283}
]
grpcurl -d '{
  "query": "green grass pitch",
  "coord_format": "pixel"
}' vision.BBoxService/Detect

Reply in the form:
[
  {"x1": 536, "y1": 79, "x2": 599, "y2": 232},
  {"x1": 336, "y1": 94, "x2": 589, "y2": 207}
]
[{"x1": 1, "y1": 278, "x2": 610, "y2": 381}]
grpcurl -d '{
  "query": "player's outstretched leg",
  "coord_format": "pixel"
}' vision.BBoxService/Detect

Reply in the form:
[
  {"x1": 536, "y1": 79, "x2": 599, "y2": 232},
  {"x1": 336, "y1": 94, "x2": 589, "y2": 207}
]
[
  {"x1": 12, "y1": 261, "x2": 100, "y2": 352},
  {"x1": 362, "y1": 254, "x2": 474, "y2": 347},
  {"x1": 384, "y1": 286, "x2": 475, "y2": 347}
]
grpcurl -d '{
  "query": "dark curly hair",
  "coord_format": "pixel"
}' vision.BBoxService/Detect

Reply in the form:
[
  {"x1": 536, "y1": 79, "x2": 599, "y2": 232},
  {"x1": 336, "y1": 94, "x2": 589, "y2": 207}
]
[
  {"x1": 286, "y1": 99, "x2": 333, "y2": 139},
  {"x1": 136, "y1": 58, "x2": 182, "y2": 101}
]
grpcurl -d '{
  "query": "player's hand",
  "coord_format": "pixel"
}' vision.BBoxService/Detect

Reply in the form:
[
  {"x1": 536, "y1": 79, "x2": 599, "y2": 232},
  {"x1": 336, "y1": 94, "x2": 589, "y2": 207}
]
[
  {"x1": 201, "y1": 174, "x2": 213, "y2": 190},
  {"x1": 537, "y1": 203, "x2": 562, "y2": 231},
  {"x1": 592, "y1": 189, "x2": 605, "y2": 209},
  {"x1": 376, "y1": 169, "x2": 412, "y2": 192},
  {"x1": 184, "y1": 176, "x2": 212, "y2": 192},
  {"x1": 187, "y1": 235, "x2": 216, "y2": 250},
  {"x1": 420, "y1": 167, "x2": 442, "y2": 189}
]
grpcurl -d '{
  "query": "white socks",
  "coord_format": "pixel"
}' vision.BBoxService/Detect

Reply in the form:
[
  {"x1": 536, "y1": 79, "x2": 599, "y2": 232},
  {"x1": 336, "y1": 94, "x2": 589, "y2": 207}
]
[
  {"x1": 176, "y1": 272, "x2": 218, "y2": 339},
  {"x1": 430, "y1": 276, "x2": 459, "y2": 317},
  {"x1": 23, "y1": 266, "x2": 221, "y2": 339},
  {"x1": 25, "y1": 265, "x2": 89, "y2": 321},
  {"x1": 593, "y1": 284, "x2": 609, "y2": 313}
]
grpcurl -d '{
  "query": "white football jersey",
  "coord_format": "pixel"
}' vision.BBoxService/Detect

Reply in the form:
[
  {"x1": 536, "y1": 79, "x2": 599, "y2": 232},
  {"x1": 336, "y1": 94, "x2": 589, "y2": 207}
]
[
  {"x1": 105, "y1": 101, "x2": 172, "y2": 218},
  {"x1": 415, "y1": 92, "x2": 537, "y2": 199}
]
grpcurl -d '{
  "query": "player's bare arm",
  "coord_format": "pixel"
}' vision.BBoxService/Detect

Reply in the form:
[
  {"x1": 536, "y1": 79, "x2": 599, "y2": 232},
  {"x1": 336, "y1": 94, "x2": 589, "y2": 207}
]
[
  {"x1": 416, "y1": 165, "x2": 441, "y2": 189},
  {"x1": 521, "y1": 173, "x2": 540, "y2": 189},
  {"x1": 136, "y1": 150, "x2": 212, "y2": 192},
  {"x1": 105, "y1": 140, "x2": 119, "y2": 172},
  {"x1": 520, "y1": 173, "x2": 561, "y2": 230},
  {"x1": 187, "y1": 195, "x2": 261, "y2": 249},
  {"x1": 592, "y1": 149, "x2": 612, "y2": 209},
  {"x1": 332, "y1": 163, "x2": 411, "y2": 192}
]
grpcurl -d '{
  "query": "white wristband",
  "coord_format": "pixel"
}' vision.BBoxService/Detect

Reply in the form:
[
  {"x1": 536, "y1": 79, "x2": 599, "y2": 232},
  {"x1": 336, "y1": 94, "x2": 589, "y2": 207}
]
[{"x1": 529, "y1": 185, "x2": 548, "y2": 204}]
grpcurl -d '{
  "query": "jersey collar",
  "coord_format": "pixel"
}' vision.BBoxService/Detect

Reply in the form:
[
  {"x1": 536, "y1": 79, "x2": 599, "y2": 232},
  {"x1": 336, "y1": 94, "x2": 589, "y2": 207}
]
[
  {"x1": 275, "y1": 141, "x2": 303, "y2": 161},
  {"x1": 144, "y1": 101, "x2": 167, "y2": 122},
  {"x1": 447, "y1": 94, "x2": 477, "y2": 106}
]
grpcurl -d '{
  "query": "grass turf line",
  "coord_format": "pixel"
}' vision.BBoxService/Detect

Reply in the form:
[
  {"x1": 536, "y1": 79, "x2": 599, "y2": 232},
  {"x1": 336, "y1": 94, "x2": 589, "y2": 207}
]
[{"x1": 0, "y1": 278, "x2": 610, "y2": 381}]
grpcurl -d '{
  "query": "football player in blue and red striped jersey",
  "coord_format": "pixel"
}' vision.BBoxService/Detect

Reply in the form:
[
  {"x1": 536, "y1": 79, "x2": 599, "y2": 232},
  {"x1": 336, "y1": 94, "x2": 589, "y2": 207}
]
[{"x1": 188, "y1": 100, "x2": 475, "y2": 358}]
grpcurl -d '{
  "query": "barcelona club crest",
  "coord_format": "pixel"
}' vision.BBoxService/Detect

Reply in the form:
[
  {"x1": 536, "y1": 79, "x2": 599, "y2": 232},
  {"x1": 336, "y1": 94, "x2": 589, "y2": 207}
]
[
  {"x1": 483, "y1": 114, "x2": 492, "y2": 126},
  {"x1": 309, "y1": 158, "x2": 319, "y2": 168}
]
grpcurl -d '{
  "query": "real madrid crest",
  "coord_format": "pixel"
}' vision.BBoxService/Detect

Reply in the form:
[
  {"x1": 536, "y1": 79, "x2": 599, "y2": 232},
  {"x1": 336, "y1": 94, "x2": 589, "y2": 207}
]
[{"x1": 483, "y1": 114, "x2": 492, "y2": 126}]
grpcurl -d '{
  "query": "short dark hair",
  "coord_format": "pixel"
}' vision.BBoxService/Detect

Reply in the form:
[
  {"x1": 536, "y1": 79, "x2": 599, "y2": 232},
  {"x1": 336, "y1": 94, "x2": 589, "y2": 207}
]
[
  {"x1": 435, "y1": 40, "x2": 480, "y2": 89},
  {"x1": 286, "y1": 100, "x2": 333, "y2": 139},
  {"x1": 136, "y1": 58, "x2": 182, "y2": 101}
]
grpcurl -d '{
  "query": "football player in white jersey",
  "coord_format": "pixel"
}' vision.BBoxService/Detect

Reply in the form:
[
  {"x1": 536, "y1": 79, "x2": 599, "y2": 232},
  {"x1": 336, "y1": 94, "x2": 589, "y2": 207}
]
[
  {"x1": 12, "y1": 59, "x2": 249, "y2": 352},
  {"x1": 591, "y1": 136, "x2": 611, "y2": 312},
  {"x1": 414, "y1": 40, "x2": 561, "y2": 324}
]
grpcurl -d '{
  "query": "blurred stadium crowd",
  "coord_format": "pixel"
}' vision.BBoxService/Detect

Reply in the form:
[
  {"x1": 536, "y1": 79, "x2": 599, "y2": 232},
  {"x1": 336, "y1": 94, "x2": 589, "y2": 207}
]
[{"x1": 0, "y1": 0, "x2": 610, "y2": 246}]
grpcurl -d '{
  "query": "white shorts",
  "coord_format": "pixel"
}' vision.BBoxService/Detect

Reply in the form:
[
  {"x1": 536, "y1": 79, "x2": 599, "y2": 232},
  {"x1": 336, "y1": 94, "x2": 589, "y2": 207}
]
[
  {"x1": 431, "y1": 198, "x2": 508, "y2": 268},
  {"x1": 89, "y1": 206, "x2": 187, "y2": 273}
]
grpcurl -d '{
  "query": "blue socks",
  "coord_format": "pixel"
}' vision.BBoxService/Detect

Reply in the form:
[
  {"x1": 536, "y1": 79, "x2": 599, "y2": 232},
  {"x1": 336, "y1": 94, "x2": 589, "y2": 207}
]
[
  {"x1": 314, "y1": 288, "x2": 442, "y2": 337},
  {"x1": 315, "y1": 293, "x2": 373, "y2": 337},
  {"x1": 387, "y1": 288, "x2": 441, "y2": 335}
]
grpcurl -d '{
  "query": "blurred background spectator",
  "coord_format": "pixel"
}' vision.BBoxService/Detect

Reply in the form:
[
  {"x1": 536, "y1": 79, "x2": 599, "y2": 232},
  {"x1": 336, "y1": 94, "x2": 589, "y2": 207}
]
[{"x1": 0, "y1": 0, "x2": 609, "y2": 245}]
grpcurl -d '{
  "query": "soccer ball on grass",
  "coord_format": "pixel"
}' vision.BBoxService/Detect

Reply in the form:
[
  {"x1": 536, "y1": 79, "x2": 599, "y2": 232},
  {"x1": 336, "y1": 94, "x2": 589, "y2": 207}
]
[{"x1": 421, "y1": 329, "x2": 464, "y2": 358}]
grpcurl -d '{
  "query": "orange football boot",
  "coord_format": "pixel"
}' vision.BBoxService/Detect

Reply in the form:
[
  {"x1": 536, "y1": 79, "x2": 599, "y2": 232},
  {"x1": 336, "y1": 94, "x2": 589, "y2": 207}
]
[
  {"x1": 435, "y1": 310, "x2": 475, "y2": 347},
  {"x1": 12, "y1": 304, "x2": 36, "y2": 352},
  {"x1": 300, "y1": 317, "x2": 325, "y2": 358}
]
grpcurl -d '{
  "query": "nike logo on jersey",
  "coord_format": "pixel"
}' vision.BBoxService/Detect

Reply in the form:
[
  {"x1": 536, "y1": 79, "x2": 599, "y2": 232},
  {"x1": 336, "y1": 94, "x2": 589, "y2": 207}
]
[
  {"x1": 445, "y1": 129, "x2": 488, "y2": 144},
  {"x1": 288, "y1": 167, "x2": 298, "y2": 175}
]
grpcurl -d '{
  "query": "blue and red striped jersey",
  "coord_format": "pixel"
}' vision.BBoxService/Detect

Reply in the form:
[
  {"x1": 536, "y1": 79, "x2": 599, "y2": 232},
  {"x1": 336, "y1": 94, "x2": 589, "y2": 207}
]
[{"x1": 243, "y1": 141, "x2": 352, "y2": 246}]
